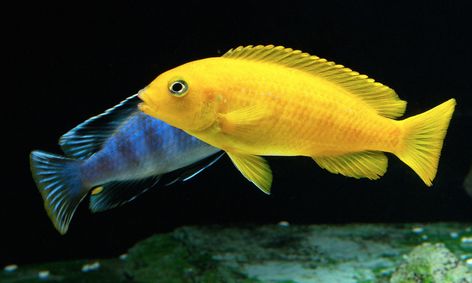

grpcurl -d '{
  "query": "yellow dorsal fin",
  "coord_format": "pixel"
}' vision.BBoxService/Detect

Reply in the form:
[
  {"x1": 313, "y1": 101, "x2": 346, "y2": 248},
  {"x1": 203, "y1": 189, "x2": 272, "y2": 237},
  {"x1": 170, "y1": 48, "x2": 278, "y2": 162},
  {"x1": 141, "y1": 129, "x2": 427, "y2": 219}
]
[{"x1": 223, "y1": 45, "x2": 406, "y2": 119}]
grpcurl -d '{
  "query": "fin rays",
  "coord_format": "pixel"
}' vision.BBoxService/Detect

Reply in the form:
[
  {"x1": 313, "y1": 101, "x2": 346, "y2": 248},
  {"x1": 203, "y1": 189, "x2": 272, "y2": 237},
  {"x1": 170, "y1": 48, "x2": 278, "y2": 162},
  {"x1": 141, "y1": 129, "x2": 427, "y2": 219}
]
[
  {"x1": 227, "y1": 152, "x2": 272, "y2": 194},
  {"x1": 314, "y1": 151, "x2": 388, "y2": 180},
  {"x1": 396, "y1": 99, "x2": 456, "y2": 186},
  {"x1": 59, "y1": 94, "x2": 141, "y2": 159},
  {"x1": 223, "y1": 45, "x2": 406, "y2": 119},
  {"x1": 30, "y1": 151, "x2": 87, "y2": 234}
]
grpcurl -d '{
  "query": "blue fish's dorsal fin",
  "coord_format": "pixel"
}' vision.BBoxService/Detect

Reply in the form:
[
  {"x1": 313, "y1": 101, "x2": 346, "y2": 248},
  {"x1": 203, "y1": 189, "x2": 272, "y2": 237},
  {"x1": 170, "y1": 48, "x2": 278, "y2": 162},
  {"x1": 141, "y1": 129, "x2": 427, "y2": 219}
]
[
  {"x1": 164, "y1": 152, "x2": 225, "y2": 186},
  {"x1": 59, "y1": 94, "x2": 141, "y2": 160},
  {"x1": 89, "y1": 175, "x2": 161, "y2": 213}
]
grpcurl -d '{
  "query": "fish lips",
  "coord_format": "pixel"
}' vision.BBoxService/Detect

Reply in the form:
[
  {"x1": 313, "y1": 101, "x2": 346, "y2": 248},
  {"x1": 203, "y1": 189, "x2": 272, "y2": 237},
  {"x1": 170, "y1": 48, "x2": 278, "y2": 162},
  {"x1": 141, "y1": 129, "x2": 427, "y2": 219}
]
[
  {"x1": 137, "y1": 87, "x2": 148, "y2": 102},
  {"x1": 137, "y1": 87, "x2": 159, "y2": 115}
]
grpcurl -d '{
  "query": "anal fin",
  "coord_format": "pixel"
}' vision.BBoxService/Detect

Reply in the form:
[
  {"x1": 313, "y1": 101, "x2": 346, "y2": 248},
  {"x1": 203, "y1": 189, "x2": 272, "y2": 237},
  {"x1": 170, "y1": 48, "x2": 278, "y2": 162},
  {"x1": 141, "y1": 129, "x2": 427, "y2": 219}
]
[
  {"x1": 89, "y1": 175, "x2": 161, "y2": 213},
  {"x1": 227, "y1": 152, "x2": 272, "y2": 194},
  {"x1": 90, "y1": 152, "x2": 225, "y2": 213},
  {"x1": 313, "y1": 151, "x2": 388, "y2": 180}
]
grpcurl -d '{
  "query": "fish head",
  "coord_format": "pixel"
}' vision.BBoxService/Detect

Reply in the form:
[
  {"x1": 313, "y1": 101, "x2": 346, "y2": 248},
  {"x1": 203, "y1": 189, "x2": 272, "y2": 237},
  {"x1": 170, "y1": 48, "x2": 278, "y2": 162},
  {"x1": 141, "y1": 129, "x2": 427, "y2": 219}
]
[{"x1": 139, "y1": 60, "x2": 220, "y2": 133}]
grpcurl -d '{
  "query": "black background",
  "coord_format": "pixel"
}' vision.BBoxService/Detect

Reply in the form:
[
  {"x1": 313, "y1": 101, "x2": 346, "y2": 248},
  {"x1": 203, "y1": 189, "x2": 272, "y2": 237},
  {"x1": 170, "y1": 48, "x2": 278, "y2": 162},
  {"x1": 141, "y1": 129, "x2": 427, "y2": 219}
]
[{"x1": 4, "y1": 1, "x2": 472, "y2": 266}]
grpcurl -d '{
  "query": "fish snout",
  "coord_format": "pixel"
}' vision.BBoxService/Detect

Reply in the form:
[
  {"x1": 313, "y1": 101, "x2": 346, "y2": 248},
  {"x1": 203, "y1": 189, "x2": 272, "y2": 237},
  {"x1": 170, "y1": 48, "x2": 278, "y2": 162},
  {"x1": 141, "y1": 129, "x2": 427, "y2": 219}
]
[
  {"x1": 137, "y1": 87, "x2": 159, "y2": 115},
  {"x1": 137, "y1": 87, "x2": 149, "y2": 102}
]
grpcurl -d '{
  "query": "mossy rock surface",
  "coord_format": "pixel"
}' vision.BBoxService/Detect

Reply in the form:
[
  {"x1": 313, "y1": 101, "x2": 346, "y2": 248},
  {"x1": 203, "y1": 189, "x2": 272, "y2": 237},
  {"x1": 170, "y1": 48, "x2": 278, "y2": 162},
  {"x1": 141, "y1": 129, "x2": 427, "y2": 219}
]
[
  {"x1": 2, "y1": 223, "x2": 472, "y2": 283},
  {"x1": 124, "y1": 234, "x2": 253, "y2": 282},
  {"x1": 390, "y1": 242, "x2": 472, "y2": 283}
]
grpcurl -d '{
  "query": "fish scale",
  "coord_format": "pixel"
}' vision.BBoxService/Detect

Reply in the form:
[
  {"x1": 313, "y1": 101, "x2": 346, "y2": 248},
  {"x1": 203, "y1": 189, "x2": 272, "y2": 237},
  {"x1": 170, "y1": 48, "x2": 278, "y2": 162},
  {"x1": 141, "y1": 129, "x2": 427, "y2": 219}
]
[
  {"x1": 210, "y1": 60, "x2": 389, "y2": 156},
  {"x1": 140, "y1": 44, "x2": 455, "y2": 193},
  {"x1": 30, "y1": 94, "x2": 221, "y2": 234}
]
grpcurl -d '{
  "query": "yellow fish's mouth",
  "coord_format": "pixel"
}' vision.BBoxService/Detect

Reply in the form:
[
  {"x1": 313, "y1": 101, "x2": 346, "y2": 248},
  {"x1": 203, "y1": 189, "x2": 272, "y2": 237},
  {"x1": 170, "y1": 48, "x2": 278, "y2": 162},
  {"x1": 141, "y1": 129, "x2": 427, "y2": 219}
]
[
  {"x1": 137, "y1": 87, "x2": 149, "y2": 103},
  {"x1": 138, "y1": 102, "x2": 156, "y2": 117},
  {"x1": 137, "y1": 87, "x2": 159, "y2": 117}
]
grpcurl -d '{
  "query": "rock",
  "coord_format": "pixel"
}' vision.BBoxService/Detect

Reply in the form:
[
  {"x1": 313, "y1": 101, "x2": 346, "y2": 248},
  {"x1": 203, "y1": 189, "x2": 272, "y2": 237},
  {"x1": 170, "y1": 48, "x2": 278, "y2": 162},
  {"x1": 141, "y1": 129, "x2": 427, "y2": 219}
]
[
  {"x1": 2, "y1": 223, "x2": 471, "y2": 282},
  {"x1": 123, "y1": 234, "x2": 252, "y2": 282},
  {"x1": 390, "y1": 242, "x2": 472, "y2": 283},
  {"x1": 125, "y1": 223, "x2": 472, "y2": 282}
]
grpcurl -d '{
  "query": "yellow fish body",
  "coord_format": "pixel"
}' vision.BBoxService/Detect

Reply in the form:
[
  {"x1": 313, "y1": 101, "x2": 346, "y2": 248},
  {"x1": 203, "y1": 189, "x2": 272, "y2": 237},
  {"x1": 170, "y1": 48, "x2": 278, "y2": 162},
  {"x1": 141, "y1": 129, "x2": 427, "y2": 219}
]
[{"x1": 139, "y1": 45, "x2": 456, "y2": 193}]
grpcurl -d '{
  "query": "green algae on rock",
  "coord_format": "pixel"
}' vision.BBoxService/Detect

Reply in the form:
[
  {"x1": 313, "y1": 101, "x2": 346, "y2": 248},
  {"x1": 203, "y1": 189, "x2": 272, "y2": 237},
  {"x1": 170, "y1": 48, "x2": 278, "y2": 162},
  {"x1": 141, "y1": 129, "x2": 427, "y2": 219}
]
[
  {"x1": 123, "y1": 233, "x2": 255, "y2": 282},
  {"x1": 2, "y1": 223, "x2": 471, "y2": 283},
  {"x1": 390, "y1": 242, "x2": 472, "y2": 283}
]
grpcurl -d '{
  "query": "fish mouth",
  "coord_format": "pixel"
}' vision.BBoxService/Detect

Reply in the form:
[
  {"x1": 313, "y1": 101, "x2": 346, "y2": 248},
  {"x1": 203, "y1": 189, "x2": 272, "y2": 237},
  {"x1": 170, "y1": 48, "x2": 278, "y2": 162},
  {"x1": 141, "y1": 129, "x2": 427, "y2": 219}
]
[
  {"x1": 137, "y1": 87, "x2": 159, "y2": 116},
  {"x1": 137, "y1": 87, "x2": 149, "y2": 103}
]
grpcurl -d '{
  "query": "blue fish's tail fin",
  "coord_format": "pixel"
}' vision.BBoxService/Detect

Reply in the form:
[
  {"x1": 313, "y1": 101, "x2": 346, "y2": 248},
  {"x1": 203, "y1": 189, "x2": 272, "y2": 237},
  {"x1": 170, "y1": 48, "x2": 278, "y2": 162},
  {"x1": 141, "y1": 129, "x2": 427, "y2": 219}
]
[{"x1": 30, "y1": 151, "x2": 88, "y2": 234}]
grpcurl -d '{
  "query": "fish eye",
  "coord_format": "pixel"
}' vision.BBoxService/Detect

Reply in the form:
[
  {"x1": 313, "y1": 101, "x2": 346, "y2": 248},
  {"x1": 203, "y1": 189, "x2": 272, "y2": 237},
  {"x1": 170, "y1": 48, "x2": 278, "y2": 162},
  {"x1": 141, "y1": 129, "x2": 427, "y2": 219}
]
[{"x1": 168, "y1": 80, "x2": 189, "y2": 97}]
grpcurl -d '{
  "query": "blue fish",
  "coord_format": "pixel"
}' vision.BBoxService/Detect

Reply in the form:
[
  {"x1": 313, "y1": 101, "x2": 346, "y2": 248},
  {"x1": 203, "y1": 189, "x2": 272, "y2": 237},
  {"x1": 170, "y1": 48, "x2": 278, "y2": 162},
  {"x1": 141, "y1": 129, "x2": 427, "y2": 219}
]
[{"x1": 30, "y1": 94, "x2": 221, "y2": 234}]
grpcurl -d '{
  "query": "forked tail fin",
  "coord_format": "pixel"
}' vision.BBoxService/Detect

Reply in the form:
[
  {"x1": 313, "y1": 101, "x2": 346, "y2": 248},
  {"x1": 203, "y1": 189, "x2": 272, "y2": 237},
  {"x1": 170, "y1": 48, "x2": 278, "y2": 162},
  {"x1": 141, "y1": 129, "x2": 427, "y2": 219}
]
[
  {"x1": 30, "y1": 151, "x2": 88, "y2": 234},
  {"x1": 396, "y1": 99, "x2": 456, "y2": 186}
]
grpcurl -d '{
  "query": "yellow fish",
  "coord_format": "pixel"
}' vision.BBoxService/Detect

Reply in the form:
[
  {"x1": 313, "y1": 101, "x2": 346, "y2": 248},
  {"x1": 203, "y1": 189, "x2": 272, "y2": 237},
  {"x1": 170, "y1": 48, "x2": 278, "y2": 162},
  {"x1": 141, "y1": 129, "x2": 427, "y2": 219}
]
[{"x1": 139, "y1": 45, "x2": 456, "y2": 193}]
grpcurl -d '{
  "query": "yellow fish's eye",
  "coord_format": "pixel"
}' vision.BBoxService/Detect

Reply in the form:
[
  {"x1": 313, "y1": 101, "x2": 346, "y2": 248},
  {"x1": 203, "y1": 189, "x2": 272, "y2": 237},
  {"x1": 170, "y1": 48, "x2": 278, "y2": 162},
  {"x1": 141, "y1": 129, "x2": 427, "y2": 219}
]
[{"x1": 168, "y1": 79, "x2": 189, "y2": 97}]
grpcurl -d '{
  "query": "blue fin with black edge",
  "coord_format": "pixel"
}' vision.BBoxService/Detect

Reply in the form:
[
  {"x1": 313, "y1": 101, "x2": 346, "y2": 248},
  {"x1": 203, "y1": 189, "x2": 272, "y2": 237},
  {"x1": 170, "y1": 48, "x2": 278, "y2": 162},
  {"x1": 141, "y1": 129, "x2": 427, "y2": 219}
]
[
  {"x1": 89, "y1": 152, "x2": 224, "y2": 212},
  {"x1": 30, "y1": 150, "x2": 88, "y2": 235},
  {"x1": 89, "y1": 176, "x2": 161, "y2": 213},
  {"x1": 59, "y1": 94, "x2": 141, "y2": 160}
]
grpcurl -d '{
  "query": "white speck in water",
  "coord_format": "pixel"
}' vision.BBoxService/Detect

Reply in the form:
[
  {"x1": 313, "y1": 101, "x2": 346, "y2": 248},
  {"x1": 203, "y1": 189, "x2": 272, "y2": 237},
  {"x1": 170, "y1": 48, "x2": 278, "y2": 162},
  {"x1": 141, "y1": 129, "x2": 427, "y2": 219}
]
[
  {"x1": 450, "y1": 232, "x2": 459, "y2": 239},
  {"x1": 412, "y1": 226, "x2": 424, "y2": 234},
  {"x1": 466, "y1": 258, "x2": 472, "y2": 267},
  {"x1": 38, "y1": 270, "x2": 50, "y2": 279},
  {"x1": 3, "y1": 264, "x2": 18, "y2": 272},
  {"x1": 81, "y1": 261, "x2": 100, "y2": 272},
  {"x1": 460, "y1": 236, "x2": 472, "y2": 244},
  {"x1": 119, "y1": 253, "x2": 128, "y2": 261},
  {"x1": 278, "y1": 221, "x2": 290, "y2": 227},
  {"x1": 90, "y1": 262, "x2": 100, "y2": 270},
  {"x1": 421, "y1": 235, "x2": 428, "y2": 240}
]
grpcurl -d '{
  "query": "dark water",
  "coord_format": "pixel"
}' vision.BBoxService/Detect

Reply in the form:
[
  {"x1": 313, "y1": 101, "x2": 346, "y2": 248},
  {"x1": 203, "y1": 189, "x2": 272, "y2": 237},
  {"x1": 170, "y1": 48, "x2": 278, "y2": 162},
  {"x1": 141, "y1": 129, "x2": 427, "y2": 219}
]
[{"x1": 4, "y1": 1, "x2": 472, "y2": 267}]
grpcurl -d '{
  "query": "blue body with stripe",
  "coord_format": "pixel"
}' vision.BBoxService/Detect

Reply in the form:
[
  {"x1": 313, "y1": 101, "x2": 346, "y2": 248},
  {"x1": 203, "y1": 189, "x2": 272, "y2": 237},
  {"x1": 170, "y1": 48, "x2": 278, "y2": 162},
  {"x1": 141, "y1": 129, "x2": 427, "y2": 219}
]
[{"x1": 30, "y1": 94, "x2": 221, "y2": 234}]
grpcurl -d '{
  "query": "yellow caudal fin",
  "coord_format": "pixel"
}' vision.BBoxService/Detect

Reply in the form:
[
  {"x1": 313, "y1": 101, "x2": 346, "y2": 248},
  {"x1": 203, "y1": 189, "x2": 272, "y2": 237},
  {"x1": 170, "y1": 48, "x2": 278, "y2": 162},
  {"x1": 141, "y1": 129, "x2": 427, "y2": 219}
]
[{"x1": 396, "y1": 99, "x2": 456, "y2": 186}]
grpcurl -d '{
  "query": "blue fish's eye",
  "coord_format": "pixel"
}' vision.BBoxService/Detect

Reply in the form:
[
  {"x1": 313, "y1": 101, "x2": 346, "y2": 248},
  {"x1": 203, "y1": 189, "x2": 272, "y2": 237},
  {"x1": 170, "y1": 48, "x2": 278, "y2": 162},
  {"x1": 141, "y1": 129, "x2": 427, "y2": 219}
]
[{"x1": 168, "y1": 80, "x2": 188, "y2": 97}]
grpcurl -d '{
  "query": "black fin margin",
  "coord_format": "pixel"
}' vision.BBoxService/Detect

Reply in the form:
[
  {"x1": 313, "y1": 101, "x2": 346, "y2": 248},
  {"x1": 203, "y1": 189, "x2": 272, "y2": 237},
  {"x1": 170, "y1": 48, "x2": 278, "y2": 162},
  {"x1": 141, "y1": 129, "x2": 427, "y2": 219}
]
[
  {"x1": 59, "y1": 94, "x2": 141, "y2": 160},
  {"x1": 89, "y1": 152, "x2": 224, "y2": 213},
  {"x1": 89, "y1": 175, "x2": 161, "y2": 213}
]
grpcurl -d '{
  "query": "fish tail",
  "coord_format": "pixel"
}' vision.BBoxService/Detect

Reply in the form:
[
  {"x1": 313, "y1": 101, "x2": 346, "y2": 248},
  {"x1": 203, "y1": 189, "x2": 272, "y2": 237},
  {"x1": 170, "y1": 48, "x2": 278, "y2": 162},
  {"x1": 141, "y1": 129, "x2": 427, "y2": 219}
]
[
  {"x1": 30, "y1": 150, "x2": 88, "y2": 234},
  {"x1": 396, "y1": 98, "x2": 456, "y2": 186}
]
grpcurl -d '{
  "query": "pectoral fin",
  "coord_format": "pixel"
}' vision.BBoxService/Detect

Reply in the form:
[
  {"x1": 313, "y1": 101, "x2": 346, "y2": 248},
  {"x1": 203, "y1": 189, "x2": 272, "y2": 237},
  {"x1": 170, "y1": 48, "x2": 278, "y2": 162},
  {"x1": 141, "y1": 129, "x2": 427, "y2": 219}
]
[
  {"x1": 164, "y1": 152, "x2": 225, "y2": 185},
  {"x1": 218, "y1": 105, "x2": 269, "y2": 138},
  {"x1": 227, "y1": 152, "x2": 272, "y2": 194}
]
